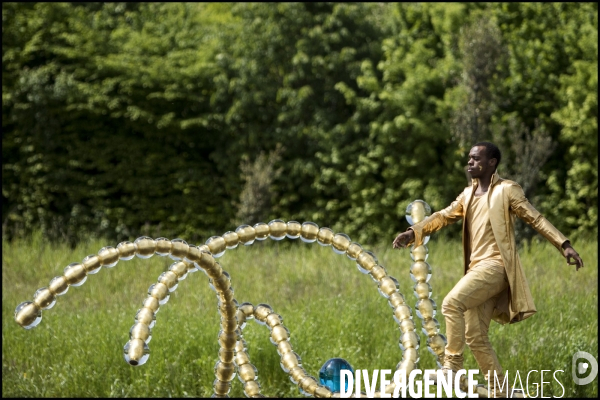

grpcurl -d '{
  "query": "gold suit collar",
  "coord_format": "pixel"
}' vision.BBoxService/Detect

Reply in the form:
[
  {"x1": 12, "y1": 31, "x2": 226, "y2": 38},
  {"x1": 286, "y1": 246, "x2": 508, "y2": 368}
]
[{"x1": 471, "y1": 171, "x2": 501, "y2": 189}]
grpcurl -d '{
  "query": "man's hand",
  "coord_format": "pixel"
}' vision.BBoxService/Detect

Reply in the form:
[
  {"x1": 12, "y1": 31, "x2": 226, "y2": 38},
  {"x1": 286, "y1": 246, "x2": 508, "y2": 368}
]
[
  {"x1": 393, "y1": 230, "x2": 415, "y2": 249},
  {"x1": 562, "y1": 241, "x2": 584, "y2": 271}
]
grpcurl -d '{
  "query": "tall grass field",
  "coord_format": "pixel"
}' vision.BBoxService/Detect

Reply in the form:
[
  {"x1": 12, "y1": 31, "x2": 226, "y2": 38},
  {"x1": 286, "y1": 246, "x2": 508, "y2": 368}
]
[{"x1": 2, "y1": 233, "x2": 597, "y2": 397}]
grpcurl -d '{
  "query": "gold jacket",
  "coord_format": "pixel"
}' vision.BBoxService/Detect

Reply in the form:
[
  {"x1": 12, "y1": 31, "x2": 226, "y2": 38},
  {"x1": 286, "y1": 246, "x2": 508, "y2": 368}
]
[{"x1": 409, "y1": 173, "x2": 569, "y2": 324}]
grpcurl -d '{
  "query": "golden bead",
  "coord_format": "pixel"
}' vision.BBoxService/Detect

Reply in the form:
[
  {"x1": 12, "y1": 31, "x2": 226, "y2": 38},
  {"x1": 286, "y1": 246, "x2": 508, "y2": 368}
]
[
  {"x1": 408, "y1": 200, "x2": 429, "y2": 224},
  {"x1": 427, "y1": 334, "x2": 447, "y2": 356},
  {"x1": 14, "y1": 301, "x2": 41, "y2": 328},
  {"x1": 286, "y1": 221, "x2": 302, "y2": 239},
  {"x1": 218, "y1": 287, "x2": 235, "y2": 303},
  {"x1": 235, "y1": 310, "x2": 247, "y2": 329},
  {"x1": 185, "y1": 245, "x2": 202, "y2": 264},
  {"x1": 238, "y1": 363, "x2": 258, "y2": 382},
  {"x1": 196, "y1": 244, "x2": 210, "y2": 253},
  {"x1": 332, "y1": 233, "x2": 351, "y2": 254},
  {"x1": 63, "y1": 263, "x2": 87, "y2": 286},
  {"x1": 416, "y1": 298, "x2": 436, "y2": 320},
  {"x1": 155, "y1": 237, "x2": 172, "y2": 256},
  {"x1": 98, "y1": 246, "x2": 119, "y2": 267},
  {"x1": 213, "y1": 378, "x2": 231, "y2": 395},
  {"x1": 125, "y1": 339, "x2": 147, "y2": 365},
  {"x1": 221, "y1": 316, "x2": 238, "y2": 332},
  {"x1": 198, "y1": 251, "x2": 217, "y2": 270},
  {"x1": 399, "y1": 318, "x2": 416, "y2": 334},
  {"x1": 413, "y1": 282, "x2": 432, "y2": 300},
  {"x1": 168, "y1": 261, "x2": 188, "y2": 279},
  {"x1": 82, "y1": 255, "x2": 101, "y2": 274},
  {"x1": 254, "y1": 304, "x2": 273, "y2": 322},
  {"x1": 277, "y1": 340, "x2": 293, "y2": 356},
  {"x1": 410, "y1": 245, "x2": 428, "y2": 262},
  {"x1": 316, "y1": 227, "x2": 334, "y2": 246},
  {"x1": 346, "y1": 242, "x2": 363, "y2": 260},
  {"x1": 300, "y1": 222, "x2": 319, "y2": 242},
  {"x1": 421, "y1": 318, "x2": 440, "y2": 337},
  {"x1": 170, "y1": 239, "x2": 190, "y2": 260},
  {"x1": 134, "y1": 236, "x2": 156, "y2": 258},
  {"x1": 280, "y1": 351, "x2": 301, "y2": 372},
  {"x1": 388, "y1": 292, "x2": 405, "y2": 308},
  {"x1": 393, "y1": 304, "x2": 412, "y2": 323},
  {"x1": 270, "y1": 325, "x2": 290, "y2": 343},
  {"x1": 148, "y1": 283, "x2": 169, "y2": 302},
  {"x1": 214, "y1": 360, "x2": 236, "y2": 382},
  {"x1": 234, "y1": 350, "x2": 250, "y2": 366},
  {"x1": 378, "y1": 276, "x2": 399, "y2": 298},
  {"x1": 33, "y1": 287, "x2": 56, "y2": 309},
  {"x1": 410, "y1": 261, "x2": 432, "y2": 283},
  {"x1": 158, "y1": 271, "x2": 179, "y2": 292},
  {"x1": 357, "y1": 251, "x2": 377, "y2": 272},
  {"x1": 369, "y1": 265, "x2": 387, "y2": 282},
  {"x1": 219, "y1": 348, "x2": 235, "y2": 363},
  {"x1": 236, "y1": 225, "x2": 256, "y2": 245},
  {"x1": 142, "y1": 296, "x2": 160, "y2": 314},
  {"x1": 205, "y1": 263, "x2": 223, "y2": 281},
  {"x1": 289, "y1": 366, "x2": 308, "y2": 384},
  {"x1": 239, "y1": 302, "x2": 255, "y2": 317},
  {"x1": 117, "y1": 241, "x2": 137, "y2": 260},
  {"x1": 129, "y1": 323, "x2": 151, "y2": 342},
  {"x1": 213, "y1": 274, "x2": 231, "y2": 293},
  {"x1": 400, "y1": 331, "x2": 420, "y2": 350},
  {"x1": 206, "y1": 236, "x2": 226, "y2": 257},
  {"x1": 219, "y1": 302, "x2": 238, "y2": 319},
  {"x1": 135, "y1": 307, "x2": 155, "y2": 327},
  {"x1": 244, "y1": 380, "x2": 261, "y2": 397},
  {"x1": 253, "y1": 222, "x2": 270, "y2": 240},
  {"x1": 48, "y1": 276, "x2": 69, "y2": 296},
  {"x1": 266, "y1": 313, "x2": 283, "y2": 328},
  {"x1": 268, "y1": 219, "x2": 287, "y2": 240},
  {"x1": 222, "y1": 231, "x2": 240, "y2": 249},
  {"x1": 235, "y1": 338, "x2": 247, "y2": 353}
]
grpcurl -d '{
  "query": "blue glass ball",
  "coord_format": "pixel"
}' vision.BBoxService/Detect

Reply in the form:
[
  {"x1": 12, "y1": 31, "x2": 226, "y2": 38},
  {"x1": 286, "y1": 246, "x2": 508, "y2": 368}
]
[{"x1": 319, "y1": 358, "x2": 354, "y2": 393}]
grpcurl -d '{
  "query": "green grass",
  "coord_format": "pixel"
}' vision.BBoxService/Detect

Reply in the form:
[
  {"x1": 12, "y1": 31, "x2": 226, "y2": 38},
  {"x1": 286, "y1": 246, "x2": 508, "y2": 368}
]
[{"x1": 2, "y1": 233, "x2": 598, "y2": 397}]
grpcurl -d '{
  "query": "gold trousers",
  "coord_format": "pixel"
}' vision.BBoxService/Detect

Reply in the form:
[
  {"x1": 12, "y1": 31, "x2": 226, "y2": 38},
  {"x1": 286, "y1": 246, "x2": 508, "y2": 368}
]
[{"x1": 441, "y1": 261, "x2": 508, "y2": 383}]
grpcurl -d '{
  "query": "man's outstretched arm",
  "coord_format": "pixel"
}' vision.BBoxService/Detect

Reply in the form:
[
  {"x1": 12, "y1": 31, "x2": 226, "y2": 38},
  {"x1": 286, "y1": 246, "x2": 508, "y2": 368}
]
[
  {"x1": 393, "y1": 191, "x2": 466, "y2": 249},
  {"x1": 508, "y1": 183, "x2": 584, "y2": 271}
]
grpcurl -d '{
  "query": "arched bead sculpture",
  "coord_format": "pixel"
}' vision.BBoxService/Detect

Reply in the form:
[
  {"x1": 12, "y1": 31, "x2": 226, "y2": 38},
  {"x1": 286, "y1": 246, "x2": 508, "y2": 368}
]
[{"x1": 16, "y1": 217, "x2": 471, "y2": 398}]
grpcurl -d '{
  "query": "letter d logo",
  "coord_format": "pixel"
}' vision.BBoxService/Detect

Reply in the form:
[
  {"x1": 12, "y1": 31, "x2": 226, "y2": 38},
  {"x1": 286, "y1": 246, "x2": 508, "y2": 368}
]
[{"x1": 572, "y1": 351, "x2": 598, "y2": 385}]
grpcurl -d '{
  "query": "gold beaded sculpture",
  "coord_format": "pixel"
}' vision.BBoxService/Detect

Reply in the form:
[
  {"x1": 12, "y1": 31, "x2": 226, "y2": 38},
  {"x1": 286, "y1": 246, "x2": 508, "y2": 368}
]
[
  {"x1": 13, "y1": 212, "x2": 496, "y2": 398},
  {"x1": 405, "y1": 201, "x2": 497, "y2": 398}
]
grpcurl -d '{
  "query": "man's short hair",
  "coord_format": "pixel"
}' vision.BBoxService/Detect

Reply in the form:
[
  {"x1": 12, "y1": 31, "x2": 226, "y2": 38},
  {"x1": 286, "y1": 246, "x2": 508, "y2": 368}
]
[{"x1": 474, "y1": 141, "x2": 501, "y2": 169}]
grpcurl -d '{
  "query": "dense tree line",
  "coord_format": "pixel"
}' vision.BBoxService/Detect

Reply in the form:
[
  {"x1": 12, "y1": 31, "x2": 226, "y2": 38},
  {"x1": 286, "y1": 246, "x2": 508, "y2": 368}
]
[{"x1": 2, "y1": 2, "x2": 597, "y2": 245}]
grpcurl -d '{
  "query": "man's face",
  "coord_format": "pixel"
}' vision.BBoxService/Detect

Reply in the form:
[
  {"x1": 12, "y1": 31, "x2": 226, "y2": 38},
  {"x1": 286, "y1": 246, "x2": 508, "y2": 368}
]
[{"x1": 467, "y1": 146, "x2": 495, "y2": 178}]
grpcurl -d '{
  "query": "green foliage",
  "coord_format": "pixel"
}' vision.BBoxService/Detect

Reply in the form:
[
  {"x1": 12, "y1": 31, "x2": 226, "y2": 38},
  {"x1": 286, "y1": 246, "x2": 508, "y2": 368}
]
[
  {"x1": 235, "y1": 144, "x2": 284, "y2": 226},
  {"x1": 2, "y1": 2, "x2": 597, "y2": 244}
]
